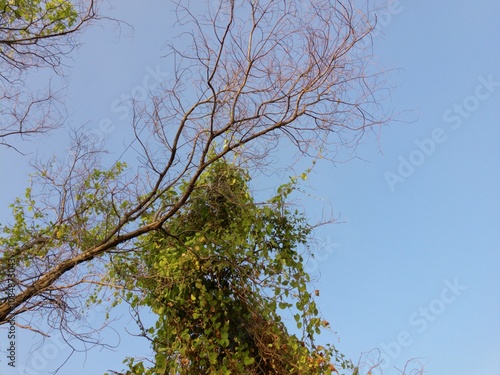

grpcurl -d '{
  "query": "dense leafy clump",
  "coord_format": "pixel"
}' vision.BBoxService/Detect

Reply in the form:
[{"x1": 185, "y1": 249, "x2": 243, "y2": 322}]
[
  {"x1": 0, "y1": 0, "x2": 78, "y2": 36},
  {"x1": 107, "y1": 159, "x2": 352, "y2": 374}
]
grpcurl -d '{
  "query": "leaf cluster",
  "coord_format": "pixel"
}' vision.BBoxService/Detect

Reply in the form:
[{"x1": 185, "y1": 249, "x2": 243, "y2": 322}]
[
  {"x1": 0, "y1": 161, "x2": 129, "y2": 295},
  {"x1": 106, "y1": 159, "x2": 352, "y2": 374},
  {"x1": 0, "y1": 0, "x2": 78, "y2": 37}
]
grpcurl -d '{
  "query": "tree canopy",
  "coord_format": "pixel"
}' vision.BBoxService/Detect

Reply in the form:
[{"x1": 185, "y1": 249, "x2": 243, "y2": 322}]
[
  {"x1": 104, "y1": 159, "x2": 351, "y2": 374},
  {"x1": 0, "y1": 0, "x2": 98, "y2": 149},
  {"x1": 0, "y1": 0, "x2": 394, "y2": 374},
  {"x1": 0, "y1": 0, "x2": 96, "y2": 73}
]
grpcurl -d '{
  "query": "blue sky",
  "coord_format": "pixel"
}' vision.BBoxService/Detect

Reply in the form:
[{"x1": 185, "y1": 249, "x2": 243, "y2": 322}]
[{"x1": 1, "y1": 1, "x2": 499, "y2": 374}]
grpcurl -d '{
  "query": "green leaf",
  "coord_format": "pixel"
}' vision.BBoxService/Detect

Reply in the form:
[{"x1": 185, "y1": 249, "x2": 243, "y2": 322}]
[{"x1": 243, "y1": 356, "x2": 254, "y2": 366}]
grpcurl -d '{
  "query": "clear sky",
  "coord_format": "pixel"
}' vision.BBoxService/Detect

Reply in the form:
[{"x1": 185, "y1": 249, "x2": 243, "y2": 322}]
[{"x1": 0, "y1": 1, "x2": 499, "y2": 374}]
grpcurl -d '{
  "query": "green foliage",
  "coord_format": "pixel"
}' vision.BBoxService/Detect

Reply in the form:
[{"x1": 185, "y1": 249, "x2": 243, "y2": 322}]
[
  {"x1": 0, "y1": 162, "x2": 128, "y2": 277},
  {"x1": 0, "y1": 0, "x2": 78, "y2": 36},
  {"x1": 107, "y1": 159, "x2": 352, "y2": 374}
]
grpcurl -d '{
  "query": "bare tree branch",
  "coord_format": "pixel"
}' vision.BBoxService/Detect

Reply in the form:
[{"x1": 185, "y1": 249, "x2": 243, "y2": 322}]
[{"x1": 0, "y1": 0, "x2": 106, "y2": 149}]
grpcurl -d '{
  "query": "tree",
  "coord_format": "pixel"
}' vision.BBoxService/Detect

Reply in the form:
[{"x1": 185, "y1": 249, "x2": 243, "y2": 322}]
[
  {"x1": 0, "y1": 0, "x2": 386, "y2": 369},
  {"x1": 103, "y1": 159, "x2": 350, "y2": 374},
  {"x1": 0, "y1": 0, "x2": 100, "y2": 150}
]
